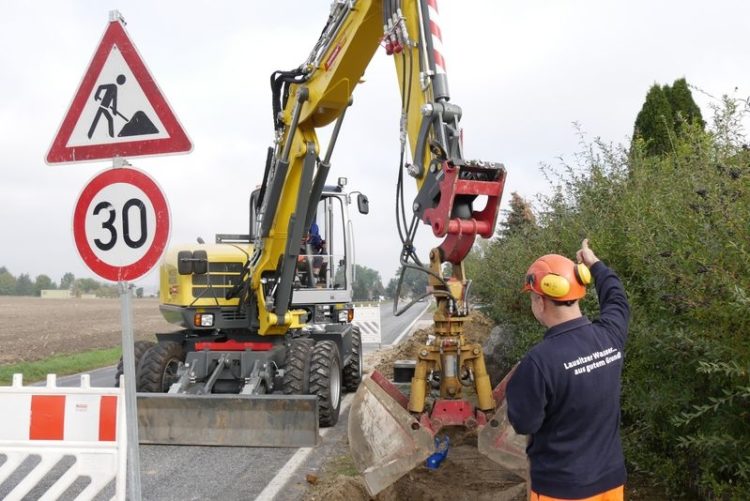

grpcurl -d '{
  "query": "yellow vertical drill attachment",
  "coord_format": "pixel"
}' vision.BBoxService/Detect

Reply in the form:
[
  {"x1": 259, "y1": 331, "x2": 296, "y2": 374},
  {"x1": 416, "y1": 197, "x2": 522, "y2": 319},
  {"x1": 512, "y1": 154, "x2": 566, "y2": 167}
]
[{"x1": 407, "y1": 249, "x2": 496, "y2": 413}]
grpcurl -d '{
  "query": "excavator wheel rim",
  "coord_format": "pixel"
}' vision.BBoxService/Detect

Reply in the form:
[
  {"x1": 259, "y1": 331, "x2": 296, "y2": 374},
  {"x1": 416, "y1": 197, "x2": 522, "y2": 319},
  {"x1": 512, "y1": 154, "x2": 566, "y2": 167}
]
[
  {"x1": 343, "y1": 326, "x2": 363, "y2": 392},
  {"x1": 309, "y1": 340, "x2": 342, "y2": 427},
  {"x1": 162, "y1": 359, "x2": 181, "y2": 391},
  {"x1": 330, "y1": 357, "x2": 341, "y2": 407}
]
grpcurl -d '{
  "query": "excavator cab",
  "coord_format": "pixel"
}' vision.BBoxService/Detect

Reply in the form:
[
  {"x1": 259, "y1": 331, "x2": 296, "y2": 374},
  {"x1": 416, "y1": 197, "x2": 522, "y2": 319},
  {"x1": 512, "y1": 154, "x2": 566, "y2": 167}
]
[
  {"x1": 292, "y1": 183, "x2": 353, "y2": 303},
  {"x1": 157, "y1": 180, "x2": 361, "y2": 332}
]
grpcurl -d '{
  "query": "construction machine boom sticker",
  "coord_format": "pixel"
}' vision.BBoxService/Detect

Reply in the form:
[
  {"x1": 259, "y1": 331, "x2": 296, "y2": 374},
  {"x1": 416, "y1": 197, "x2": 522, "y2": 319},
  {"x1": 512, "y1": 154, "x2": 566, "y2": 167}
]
[{"x1": 47, "y1": 18, "x2": 191, "y2": 164}]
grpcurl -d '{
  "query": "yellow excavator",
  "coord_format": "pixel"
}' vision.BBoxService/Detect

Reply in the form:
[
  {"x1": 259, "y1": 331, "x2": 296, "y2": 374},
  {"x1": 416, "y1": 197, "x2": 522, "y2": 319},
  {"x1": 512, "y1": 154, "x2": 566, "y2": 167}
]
[{"x1": 127, "y1": 0, "x2": 526, "y2": 495}]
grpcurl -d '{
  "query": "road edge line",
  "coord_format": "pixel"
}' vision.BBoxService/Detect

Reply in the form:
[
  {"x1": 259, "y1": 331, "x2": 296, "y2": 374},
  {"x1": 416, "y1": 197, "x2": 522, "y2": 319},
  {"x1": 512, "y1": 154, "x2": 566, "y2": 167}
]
[
  {"x1": 391, "y1": 303, "x2": 430, "y2": 346},
  {"x1": 255, "y1": 393, "x2": 353, "y2": 501}
]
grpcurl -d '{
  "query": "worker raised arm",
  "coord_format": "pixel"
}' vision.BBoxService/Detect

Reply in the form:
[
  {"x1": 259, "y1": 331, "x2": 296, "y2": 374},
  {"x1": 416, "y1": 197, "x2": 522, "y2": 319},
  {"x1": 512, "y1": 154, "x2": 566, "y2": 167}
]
[{"x1": 506, "y1": 239, "x2": 630, "y2": 500}]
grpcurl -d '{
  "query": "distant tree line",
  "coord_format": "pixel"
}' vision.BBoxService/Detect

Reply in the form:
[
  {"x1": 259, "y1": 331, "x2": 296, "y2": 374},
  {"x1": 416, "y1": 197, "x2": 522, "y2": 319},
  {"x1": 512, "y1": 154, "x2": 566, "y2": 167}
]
[
  {"x1": 351, "y1": 265, "x2": 385, "y2": 302},
  {"x1": 347, "y1": 263, "x2": 432, "y2": 303},
  {"x1": 0, "y1": 267, "x2": 143, "y2": 298}
]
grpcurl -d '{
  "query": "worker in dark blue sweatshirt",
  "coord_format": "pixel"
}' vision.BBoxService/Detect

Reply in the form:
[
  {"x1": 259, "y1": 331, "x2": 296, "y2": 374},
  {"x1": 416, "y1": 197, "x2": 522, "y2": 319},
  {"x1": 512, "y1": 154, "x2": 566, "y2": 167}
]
[{"x1": 506, "y1": 239, "x2": 630, "y2": 501}]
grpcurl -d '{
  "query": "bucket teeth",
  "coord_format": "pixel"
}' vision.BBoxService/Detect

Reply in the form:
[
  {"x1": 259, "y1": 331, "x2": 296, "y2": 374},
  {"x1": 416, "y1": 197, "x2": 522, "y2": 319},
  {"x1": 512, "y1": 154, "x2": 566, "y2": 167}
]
[
  {"x1": 476, "y1": 399, "x2": 529, "y2": 480},
  {"x1": 477, "y1": 365, "x2": 528, "y2": 480}
]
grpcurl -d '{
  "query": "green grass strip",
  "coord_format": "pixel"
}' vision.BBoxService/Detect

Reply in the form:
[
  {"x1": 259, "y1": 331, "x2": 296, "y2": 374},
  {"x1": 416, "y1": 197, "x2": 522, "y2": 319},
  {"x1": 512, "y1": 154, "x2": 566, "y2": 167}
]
[{"x1": 0, "y1": 347, "x2": 122, "y2": 385}]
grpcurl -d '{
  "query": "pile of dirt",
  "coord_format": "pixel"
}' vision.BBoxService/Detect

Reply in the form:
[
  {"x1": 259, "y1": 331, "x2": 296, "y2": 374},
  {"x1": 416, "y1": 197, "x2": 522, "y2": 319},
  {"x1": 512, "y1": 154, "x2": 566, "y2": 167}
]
[
  {"x1": 372, "y1": 311, "x2": 495, "y2": 379},
  {"x1": 378, "y1": 444, "x2": 526, "y2": 501},
  {"x1": 306, "y1": 446, "x2": 525, "y2": 501},
  {"x1": 304, "y1": 474, "x2": 369, "y2": 501}
]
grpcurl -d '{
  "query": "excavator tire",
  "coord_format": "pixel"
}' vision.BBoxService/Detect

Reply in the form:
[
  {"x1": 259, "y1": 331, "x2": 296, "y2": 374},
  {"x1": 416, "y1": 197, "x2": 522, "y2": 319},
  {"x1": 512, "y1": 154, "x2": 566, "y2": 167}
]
[
  {"x1": 138, "y1": 341, "x2": 185, "y2": 392},
  {"x1": 309, "y1": 340, "x2": 342, "y2": 427},
  {"x1": 114, "y1": 340, "x2": 155, "y2": 387},
  {"x1": 282, "y1": 337, "x2": 315, "y2": 394},
  {"x1": 343, "y1": 326, "x2": 362, "y2": 392}
]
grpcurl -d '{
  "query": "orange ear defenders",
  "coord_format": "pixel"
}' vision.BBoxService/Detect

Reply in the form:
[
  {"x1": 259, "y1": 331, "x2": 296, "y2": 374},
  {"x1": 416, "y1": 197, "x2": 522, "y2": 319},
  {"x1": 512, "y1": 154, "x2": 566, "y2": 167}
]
[{"x1": 523, "y1": 254, "x2": 591, "y2": 301}]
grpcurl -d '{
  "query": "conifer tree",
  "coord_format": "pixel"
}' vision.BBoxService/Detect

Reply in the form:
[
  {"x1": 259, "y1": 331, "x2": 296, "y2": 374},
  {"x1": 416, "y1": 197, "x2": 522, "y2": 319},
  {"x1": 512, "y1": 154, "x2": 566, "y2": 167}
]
[
  {"x1": 634, "y1": 84, "x2": 674, "y2": 155},
  {"x1": 633, "y1": 78, "x2": 704, "y2": 156},
  {"x1": 499, "y1": 192, "x2": 536, "y2": 238},
  {"x1": 668, "y1": 78, "x2": 704, "y2": 131}
]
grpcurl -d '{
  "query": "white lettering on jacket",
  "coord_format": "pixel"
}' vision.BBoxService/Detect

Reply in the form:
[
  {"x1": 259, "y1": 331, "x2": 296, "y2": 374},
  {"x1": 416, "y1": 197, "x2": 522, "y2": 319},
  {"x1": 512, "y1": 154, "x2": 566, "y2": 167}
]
[{"x1": 564, "y1": 348, "x2": 621, "y2": 375}]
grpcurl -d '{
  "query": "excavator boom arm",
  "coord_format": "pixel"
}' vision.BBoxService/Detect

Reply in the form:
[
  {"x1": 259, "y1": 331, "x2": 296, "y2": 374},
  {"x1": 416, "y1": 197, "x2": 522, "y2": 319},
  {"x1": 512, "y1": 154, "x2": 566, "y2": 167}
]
[{"x1": 251, "y1": 0, "x2": 506, "y2": 335}]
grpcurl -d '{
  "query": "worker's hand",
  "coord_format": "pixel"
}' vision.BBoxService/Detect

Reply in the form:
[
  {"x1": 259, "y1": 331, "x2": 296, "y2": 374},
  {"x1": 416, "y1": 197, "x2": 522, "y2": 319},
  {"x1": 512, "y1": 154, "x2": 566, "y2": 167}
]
[{"x1": 576, "y1": 239, "x2": 600, "y2": 268}]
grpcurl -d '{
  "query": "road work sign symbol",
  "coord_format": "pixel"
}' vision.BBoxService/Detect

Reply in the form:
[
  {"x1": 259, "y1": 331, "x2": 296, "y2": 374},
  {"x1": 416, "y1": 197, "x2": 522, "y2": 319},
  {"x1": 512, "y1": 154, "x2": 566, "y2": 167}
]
[
  {"x1": 47, "y1": 17, "x2": 191, "y2": 164},
  {"x1": 73, "y1": 167, "x2": 170, "y2": 281}
]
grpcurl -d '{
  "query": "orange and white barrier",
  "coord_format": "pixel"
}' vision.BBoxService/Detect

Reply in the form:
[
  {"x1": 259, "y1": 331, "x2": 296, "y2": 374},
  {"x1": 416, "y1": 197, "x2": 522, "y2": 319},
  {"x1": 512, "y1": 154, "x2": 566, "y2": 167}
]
[{"x1": 0, "y1": 374, "x2": 126, "y2": 501}]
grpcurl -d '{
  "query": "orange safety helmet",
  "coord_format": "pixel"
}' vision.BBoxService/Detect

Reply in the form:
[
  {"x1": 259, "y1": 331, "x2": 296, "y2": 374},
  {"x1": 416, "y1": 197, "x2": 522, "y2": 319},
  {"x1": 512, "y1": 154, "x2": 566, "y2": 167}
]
[{"x1": 523, "y1": 254, "x2": 591, "y2": 301}]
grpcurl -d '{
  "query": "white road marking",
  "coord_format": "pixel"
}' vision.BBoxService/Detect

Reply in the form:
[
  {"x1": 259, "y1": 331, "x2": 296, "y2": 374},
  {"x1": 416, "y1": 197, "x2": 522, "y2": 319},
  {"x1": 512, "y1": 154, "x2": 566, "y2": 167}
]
[
  {"x1": 255, "y1": 393, "x2": 353, "y2": 501},
  {"x1": 392, "y1": 303, "x2": 430, "y2": 346}
]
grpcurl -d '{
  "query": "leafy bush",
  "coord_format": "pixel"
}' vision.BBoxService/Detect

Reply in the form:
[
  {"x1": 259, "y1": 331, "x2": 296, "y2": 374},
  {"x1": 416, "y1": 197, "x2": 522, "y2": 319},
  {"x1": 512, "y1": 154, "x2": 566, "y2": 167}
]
[{"x1": 469, "y1": 97, "x2": 750, "y2": 497}]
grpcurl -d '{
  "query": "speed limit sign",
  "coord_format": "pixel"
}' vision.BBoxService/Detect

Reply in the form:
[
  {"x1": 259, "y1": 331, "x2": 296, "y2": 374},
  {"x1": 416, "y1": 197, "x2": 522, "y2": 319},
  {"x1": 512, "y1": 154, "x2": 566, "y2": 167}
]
[{"x1": 73, "y1": 167, "x2": 170, "y2": 281}]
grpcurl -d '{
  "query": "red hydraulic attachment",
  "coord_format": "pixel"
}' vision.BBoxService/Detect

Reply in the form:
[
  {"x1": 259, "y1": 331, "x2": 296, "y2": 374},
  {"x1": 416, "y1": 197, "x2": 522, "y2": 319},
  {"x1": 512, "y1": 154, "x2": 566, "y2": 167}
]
[
  {"x1": 422, "y1": 161, "x2": 506, "y2": 264},
  {"x1": 368, "y1": 371, "x2": 486, "y2": 436}
]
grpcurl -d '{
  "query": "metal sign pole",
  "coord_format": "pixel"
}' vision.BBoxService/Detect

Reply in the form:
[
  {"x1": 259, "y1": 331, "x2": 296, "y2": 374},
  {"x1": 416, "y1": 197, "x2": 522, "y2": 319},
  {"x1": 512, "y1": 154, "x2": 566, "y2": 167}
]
[{"x1": 119, "y1": 280, "x2": 143, "y2": 501}]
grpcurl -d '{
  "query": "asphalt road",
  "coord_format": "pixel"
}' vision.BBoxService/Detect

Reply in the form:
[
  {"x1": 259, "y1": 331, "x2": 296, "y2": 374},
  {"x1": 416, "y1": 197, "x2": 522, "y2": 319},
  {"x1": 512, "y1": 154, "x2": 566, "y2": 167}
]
[
  {"x1": 378, "y1": 299, "x2": 430, "y2": 345},
  {"x1": 44, "y1": 302, "x2": 430, "y2": 500}
]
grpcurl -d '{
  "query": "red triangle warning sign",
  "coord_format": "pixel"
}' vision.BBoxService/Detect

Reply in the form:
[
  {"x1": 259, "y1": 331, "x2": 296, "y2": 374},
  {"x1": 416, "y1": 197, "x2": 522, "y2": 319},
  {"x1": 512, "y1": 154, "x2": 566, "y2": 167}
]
[{"x1": 46, "y1": 18, "x2": 192, "y2": 164}]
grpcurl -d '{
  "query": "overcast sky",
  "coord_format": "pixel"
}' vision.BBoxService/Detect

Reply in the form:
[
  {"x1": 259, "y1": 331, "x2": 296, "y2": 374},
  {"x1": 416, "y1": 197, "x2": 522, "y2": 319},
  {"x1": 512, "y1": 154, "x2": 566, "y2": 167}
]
[{"x1": 2, "y1": 0, "x2": 749, "y2": 290}]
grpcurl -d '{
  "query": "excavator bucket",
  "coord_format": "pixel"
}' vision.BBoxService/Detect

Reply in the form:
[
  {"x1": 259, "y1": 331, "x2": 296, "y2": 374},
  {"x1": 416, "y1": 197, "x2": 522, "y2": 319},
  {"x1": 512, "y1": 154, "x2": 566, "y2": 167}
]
[
  {"x1": 349, "y1": 370, "x2": 528, "y2": 496},
  {"x1": 477, "y1": 368, "x2": 529, "y2": 480},
  {"x1": 348, "y1": 372, "x2": 435, "y2": 496},
  {"x1": 136, "y1": 393, "x2": 319, "y2": 447}
]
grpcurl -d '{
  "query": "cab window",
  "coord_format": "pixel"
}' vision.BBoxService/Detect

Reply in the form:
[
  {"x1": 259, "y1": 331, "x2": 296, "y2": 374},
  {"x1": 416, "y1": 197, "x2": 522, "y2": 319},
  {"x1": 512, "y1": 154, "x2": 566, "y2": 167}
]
[{"x1": 297, "y1": 196, "x2": 346, "y2": 289}]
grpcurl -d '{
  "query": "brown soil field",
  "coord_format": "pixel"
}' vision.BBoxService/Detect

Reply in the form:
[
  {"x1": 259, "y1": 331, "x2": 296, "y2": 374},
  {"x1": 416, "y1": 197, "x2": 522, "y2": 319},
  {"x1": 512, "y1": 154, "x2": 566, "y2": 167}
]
[{"x1": 0, "y1": 296, "x2": 177, "y2": 364}]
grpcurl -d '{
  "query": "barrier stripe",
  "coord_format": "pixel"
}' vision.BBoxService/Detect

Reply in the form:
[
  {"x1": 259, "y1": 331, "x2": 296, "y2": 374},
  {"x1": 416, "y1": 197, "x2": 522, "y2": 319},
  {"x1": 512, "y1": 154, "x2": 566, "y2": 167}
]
[
  {"x1": 65, "y1": 394, "x2": 100, "y2": 442},
  {"x1": 99, "y1": 395, "x2": 118, "y2": 441},
  {"x1": 427, "y1": 0, "x2": 447, "y2": 74},
  {"x1": 430, "y1": 20, "x2": 442, "y2": 41},
  {"x1": 0, "y1": 395, "x2": 30, "y2": 441},
  {"x1": 30, "y1": 395, "x2": 65, "y2": 440}
]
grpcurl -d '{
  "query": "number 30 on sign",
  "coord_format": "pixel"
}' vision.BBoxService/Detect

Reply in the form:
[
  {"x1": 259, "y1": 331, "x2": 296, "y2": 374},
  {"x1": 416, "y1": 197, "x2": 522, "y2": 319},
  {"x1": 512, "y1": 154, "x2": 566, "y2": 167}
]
[{"x1": 73, "y1": 168, "x2": 170, "y2": 282}]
